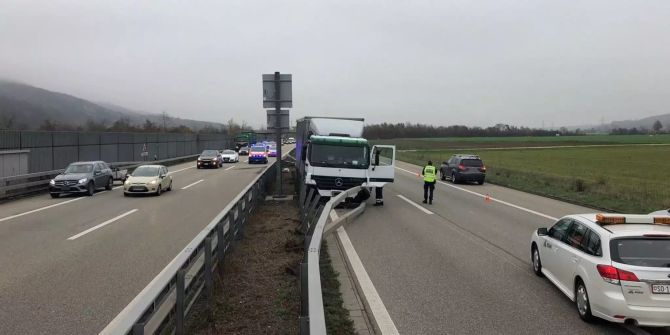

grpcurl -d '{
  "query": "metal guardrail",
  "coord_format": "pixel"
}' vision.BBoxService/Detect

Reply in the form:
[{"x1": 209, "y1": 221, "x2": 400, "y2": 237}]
[
  {"x1": 298, "y1": 185, "x2": 366, "y2": 335},
  {"x1": 0, "y1": 154, "x2": 199, "y2": 200},
  {"x1": 100, "y1": 160, "x2": 278, "y2": 335}
]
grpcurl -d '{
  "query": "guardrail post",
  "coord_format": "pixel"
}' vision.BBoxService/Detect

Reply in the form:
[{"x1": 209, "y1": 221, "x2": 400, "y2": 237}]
[
  {"x1": 204, "y1": 237, "x2": 214, "y2": 323},
  {"x1": 217, "y1": 217, "x2": 227, "y2": 275},
  {"x1": 175, "y1": 269, "x2": 186, "y2": 335},
  {"x1": 132, "y1": 322, "x2": 145, "y2": 335}
]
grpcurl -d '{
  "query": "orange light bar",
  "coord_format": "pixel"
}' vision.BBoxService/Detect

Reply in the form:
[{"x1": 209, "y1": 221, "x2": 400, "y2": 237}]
[
  {"x1": 595, "y1": 213, "x2": 626, "y2": 225},
  {"x1": 654, "y1": 217, "x2": 670, "y2": 225}
]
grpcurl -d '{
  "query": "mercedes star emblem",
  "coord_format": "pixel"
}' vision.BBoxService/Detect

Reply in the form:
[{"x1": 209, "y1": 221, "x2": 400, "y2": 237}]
[{"x1": 334, "y1": 178, "x2": 344, "y2": 187}]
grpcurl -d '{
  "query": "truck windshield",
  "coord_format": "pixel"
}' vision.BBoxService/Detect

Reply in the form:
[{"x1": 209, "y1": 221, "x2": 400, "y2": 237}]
[{"x1": 309, "y1": 144, "x2": 369, "y2": 169}]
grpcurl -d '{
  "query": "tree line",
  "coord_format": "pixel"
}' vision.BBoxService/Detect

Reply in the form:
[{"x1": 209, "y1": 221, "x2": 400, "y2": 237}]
[
  {"x1": 32, "y1": 117, "x2": 251, "y2": 135},
  {"x1": 363, "y1": 122, "x2": 581, "y2": 139}
]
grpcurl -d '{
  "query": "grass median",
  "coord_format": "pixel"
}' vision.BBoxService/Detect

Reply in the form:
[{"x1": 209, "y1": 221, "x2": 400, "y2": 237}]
[{"x1": 387, "y1": 136, "x2": 670, "y2": 213}]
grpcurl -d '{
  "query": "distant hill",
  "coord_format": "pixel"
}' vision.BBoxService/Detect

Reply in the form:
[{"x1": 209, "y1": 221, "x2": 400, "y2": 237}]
[
  {"x1": 609, "y1": 113, "x2": 670, "y2": 130},
  {"x1": 0, "y1": 80, "x2": 224, "y2": 131},
  {"x1": 569, "y1": 113, "x2": 670, "y2": 132}
]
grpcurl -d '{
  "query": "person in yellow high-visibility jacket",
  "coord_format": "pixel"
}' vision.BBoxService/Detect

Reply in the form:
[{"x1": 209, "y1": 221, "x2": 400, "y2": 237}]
[{"x1": 421, "y1": 160, "x2": 437, "y2": 204}]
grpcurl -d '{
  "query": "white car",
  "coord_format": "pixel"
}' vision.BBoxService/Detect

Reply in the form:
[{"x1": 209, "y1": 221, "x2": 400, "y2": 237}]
[
  {"x1": 650, "y1": 209, "x2": 670, "y2": 216},
  {"x1": 220, "y1": 149, "x2": 239, "y2": 163},
  {"x1": 530, "y1": 213, "x2": 670, "y2": 327}
]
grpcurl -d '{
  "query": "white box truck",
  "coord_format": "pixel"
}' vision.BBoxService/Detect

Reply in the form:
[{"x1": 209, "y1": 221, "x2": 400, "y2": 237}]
[{"x1": 295, "y1": 117, "x2": 395, "y2": 197}]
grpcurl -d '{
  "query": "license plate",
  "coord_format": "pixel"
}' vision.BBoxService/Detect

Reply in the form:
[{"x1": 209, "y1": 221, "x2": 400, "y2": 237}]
[{"x1": 651, "y1": 284, "x2": 670, "y2": 294}]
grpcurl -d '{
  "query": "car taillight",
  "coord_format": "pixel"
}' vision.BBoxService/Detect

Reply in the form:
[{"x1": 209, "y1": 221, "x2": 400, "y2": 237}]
[
  {"x1": 479, "y1": 166, "x2": 487, "y2": 172},
  {"x1": 458, "y1": 164, "x2": 466, "y2": 171},
  {"x1": 596, "y1": 265, "x2": 639, "y2": 285}
]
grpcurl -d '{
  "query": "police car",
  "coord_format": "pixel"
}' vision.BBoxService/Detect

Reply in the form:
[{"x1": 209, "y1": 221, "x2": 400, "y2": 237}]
[{"x1": 530, "y1": 213, "x2": 670, "y2": 327}]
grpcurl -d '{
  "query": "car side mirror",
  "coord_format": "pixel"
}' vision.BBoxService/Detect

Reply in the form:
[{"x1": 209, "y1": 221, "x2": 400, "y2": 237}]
[{"x1": 537, "y1": 228, "x2": 548, "y2": 236}]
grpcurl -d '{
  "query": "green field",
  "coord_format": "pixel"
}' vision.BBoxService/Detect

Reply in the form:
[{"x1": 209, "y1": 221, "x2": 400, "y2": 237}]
[
  {"x1": 381, "y1": 135, "x2": 670, "y2": 213},
  {"x1": 375, "y1": 134, "x2": 670, "y2": 150}
]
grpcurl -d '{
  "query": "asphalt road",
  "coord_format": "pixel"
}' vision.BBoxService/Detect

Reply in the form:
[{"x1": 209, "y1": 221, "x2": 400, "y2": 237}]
[
  {"x1": 0, "y1": 155, "x2": 278, "y2": 335},
  {"x1": 345, "y1": 160, "x2": 669, "y2": 335}
]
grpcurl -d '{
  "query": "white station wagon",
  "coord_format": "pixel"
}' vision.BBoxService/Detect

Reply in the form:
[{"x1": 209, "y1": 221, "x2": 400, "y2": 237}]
[{"x1": 530, "y1": 213, "x2": 670, "y2": 327}]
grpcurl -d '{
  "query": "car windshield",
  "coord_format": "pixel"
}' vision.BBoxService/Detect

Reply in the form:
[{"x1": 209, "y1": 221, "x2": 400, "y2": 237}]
[
  {"x1": 462, "y1": 159, "x2": 483, "y2": 167},
  {"x1": 222, "y1": 150, "x2": 235, "y2": 154},
  {"x1": 610, "y1": 238, "x2": 670, "y2": 268},
  {"x1": 64, "y1": 164, "x2": 93, "y2": 174},
  {"x1": 132, "y1": 166, "x2": 160, "y2": 177},
  {"x1": 201, "y1": 150, "x2": 218, "y2": 156},
  {"x1": 251, "y1": 147, "x2": 265, "y2": 153},
  {"x1": 309, "y1": 144, "x2": 369, "y2": 169}
]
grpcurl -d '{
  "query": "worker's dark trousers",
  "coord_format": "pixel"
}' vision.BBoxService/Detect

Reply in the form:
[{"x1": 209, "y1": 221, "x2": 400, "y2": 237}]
[
  {"x1": 375, "y1": 187, "x2": 383, "y2": 203},
  {"x1": 423, "y1": 181, "x2": 435, "y2": 202}
]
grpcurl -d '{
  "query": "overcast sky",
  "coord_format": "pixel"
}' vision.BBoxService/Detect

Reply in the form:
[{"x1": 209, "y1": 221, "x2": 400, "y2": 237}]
[{"x1": 1, "y1": 0, "x2": 669, "y2": 128}]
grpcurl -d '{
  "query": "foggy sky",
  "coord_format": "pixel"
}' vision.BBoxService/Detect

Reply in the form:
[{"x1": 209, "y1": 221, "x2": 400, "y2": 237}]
[{"x1": 1, "y1": 0, "x2": 669, "y2": 128}]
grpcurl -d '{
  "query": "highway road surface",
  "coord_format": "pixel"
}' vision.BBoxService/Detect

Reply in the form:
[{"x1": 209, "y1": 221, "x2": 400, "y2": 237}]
[
  {"x1": 0, "y1": 156, "x2": 278, "y2": 335},
  {"x1": 344, "y1": 160, "x2": 670, "y2": 335}
]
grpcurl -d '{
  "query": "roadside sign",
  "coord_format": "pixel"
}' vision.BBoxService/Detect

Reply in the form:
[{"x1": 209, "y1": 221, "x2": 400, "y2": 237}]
[
  {"x1": 267, "y1": 110, "x2": 290, "y2": 130},
  {"x1": 262, "y1": 74, "x2": 292, "y2": 108},
  {"x1": 141, "y1": 143, "x2": 149, "y2": 158}
]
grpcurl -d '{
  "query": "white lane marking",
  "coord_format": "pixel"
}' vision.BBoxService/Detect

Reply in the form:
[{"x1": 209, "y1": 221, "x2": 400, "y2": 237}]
[
  {"x1": 397, "y1": 194, "x2": 433, "y2": 215},
  {"x1": 242, "y1": 159, "x2": 248, "y2": 163},
  {"x1": 337, "y1": 227, "x2": 400, "y2": 335},
  {"x1": 168, "y1": 166, "x2": 194, "y2": 175},
  {"x1": 329, "y1": 209, "x2": 340, "y2": 222},
  {"x1": 395, "y1": 166, "x2": 557, "y2": 221},
  {"x1": 224, "y1": 166, "x2": 235, "y2": 171},
  {"x1": 181, "y1": 179, "x2": 204, "y2": 190},
  {"x1": 113, "y1": 186, "x2": 123, "y2": 190},
  {"x1": 67, "y1": 209, "x2": 138, "y2": 240},
  {"x1": 0, "y1": 197, "x2": 84, "y2": 223}
]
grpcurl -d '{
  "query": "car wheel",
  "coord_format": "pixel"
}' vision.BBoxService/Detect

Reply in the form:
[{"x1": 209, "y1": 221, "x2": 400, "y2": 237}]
[
  {"x1": 105, "y1": 178, "x2": 113, "y2": 190},
  {"x1": 156, "y1": 185, "x2": 162, "y2": 196},
  {"x1": 86, "y1": 182, "x2": 95, "y2": 196},
  {"x1": 531, "y1": 245, "x2": 543, "y2": 277},
  {"x1": 575, "y1": 280, "x2": 595, "y2": 322},
  {"x1": 451, "y1": 172, "x2": 458, "y2": 184},
  {"x1": 167, "y1": 181, "x2": 172, "y2": 191},
  {"x1": 477, "y1": 179, "x2": 485, "y2": 185},
  {"x1": 50, "y1": 193, "x2": 59, "y2": 198}
]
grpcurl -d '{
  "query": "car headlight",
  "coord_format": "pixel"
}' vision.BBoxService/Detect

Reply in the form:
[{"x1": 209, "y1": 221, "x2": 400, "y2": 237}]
[
  {"x1": 78, "y1": 178, "x2": 87, "y2": 184},
  {"x1": 149, "y1": 180, "x2": 157, "y2": 185},
  {"x1": 49, "y1": 179, "x2": 55, "y2": 186},
  {"x1": 124, "y1": 179, "x2": 130, "y2": 185}
]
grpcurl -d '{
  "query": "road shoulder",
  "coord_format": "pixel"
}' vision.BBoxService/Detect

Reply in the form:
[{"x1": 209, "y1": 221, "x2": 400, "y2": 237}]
[{"x1": 326, "y1": 233, "x2": 374, "y2": 335}]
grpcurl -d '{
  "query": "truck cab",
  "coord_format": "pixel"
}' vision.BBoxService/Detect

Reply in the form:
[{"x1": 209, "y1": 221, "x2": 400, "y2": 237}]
[{"x1": 301, "y1": 135, "x2": 395, "y2": 197}]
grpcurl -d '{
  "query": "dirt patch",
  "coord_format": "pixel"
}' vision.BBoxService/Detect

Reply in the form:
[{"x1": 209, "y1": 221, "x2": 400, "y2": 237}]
[{"x1": 187, "y1": 178, "x2": 302, "y2": 335}]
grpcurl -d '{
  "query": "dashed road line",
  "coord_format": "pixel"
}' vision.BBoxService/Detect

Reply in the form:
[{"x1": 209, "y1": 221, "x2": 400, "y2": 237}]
[
  {"x1": 395, "y1": 166, "x2": 557, "y2": 221},
  {"x1": 0, "y1": 197, "x2": 84, "y2": 223},
  {"x1": 224, "y1": 166, "x2": 235, "y2": 171},
  {"x1": 396, "y1": 194, "x2": 433, "y2": 215},
  {"x1": 181, "y1": 179, "x2": 204, "y2": 190},
  {"x1": 67, "y1": 209, "x2": 138, "y2": 240}
]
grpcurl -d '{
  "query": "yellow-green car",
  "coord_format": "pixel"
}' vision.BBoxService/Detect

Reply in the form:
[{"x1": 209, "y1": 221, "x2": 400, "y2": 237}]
[{"x1": 123, "y1": 165, "x2": 173, "y2": 196}]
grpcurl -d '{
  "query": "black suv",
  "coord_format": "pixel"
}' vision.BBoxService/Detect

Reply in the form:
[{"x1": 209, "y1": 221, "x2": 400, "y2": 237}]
[
  {"x1": 440, "y1": 154, "x2": 486, "y2": 185},
  {"x1": 49, "y1": 161, "x2": 114, "y2": 197}
]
